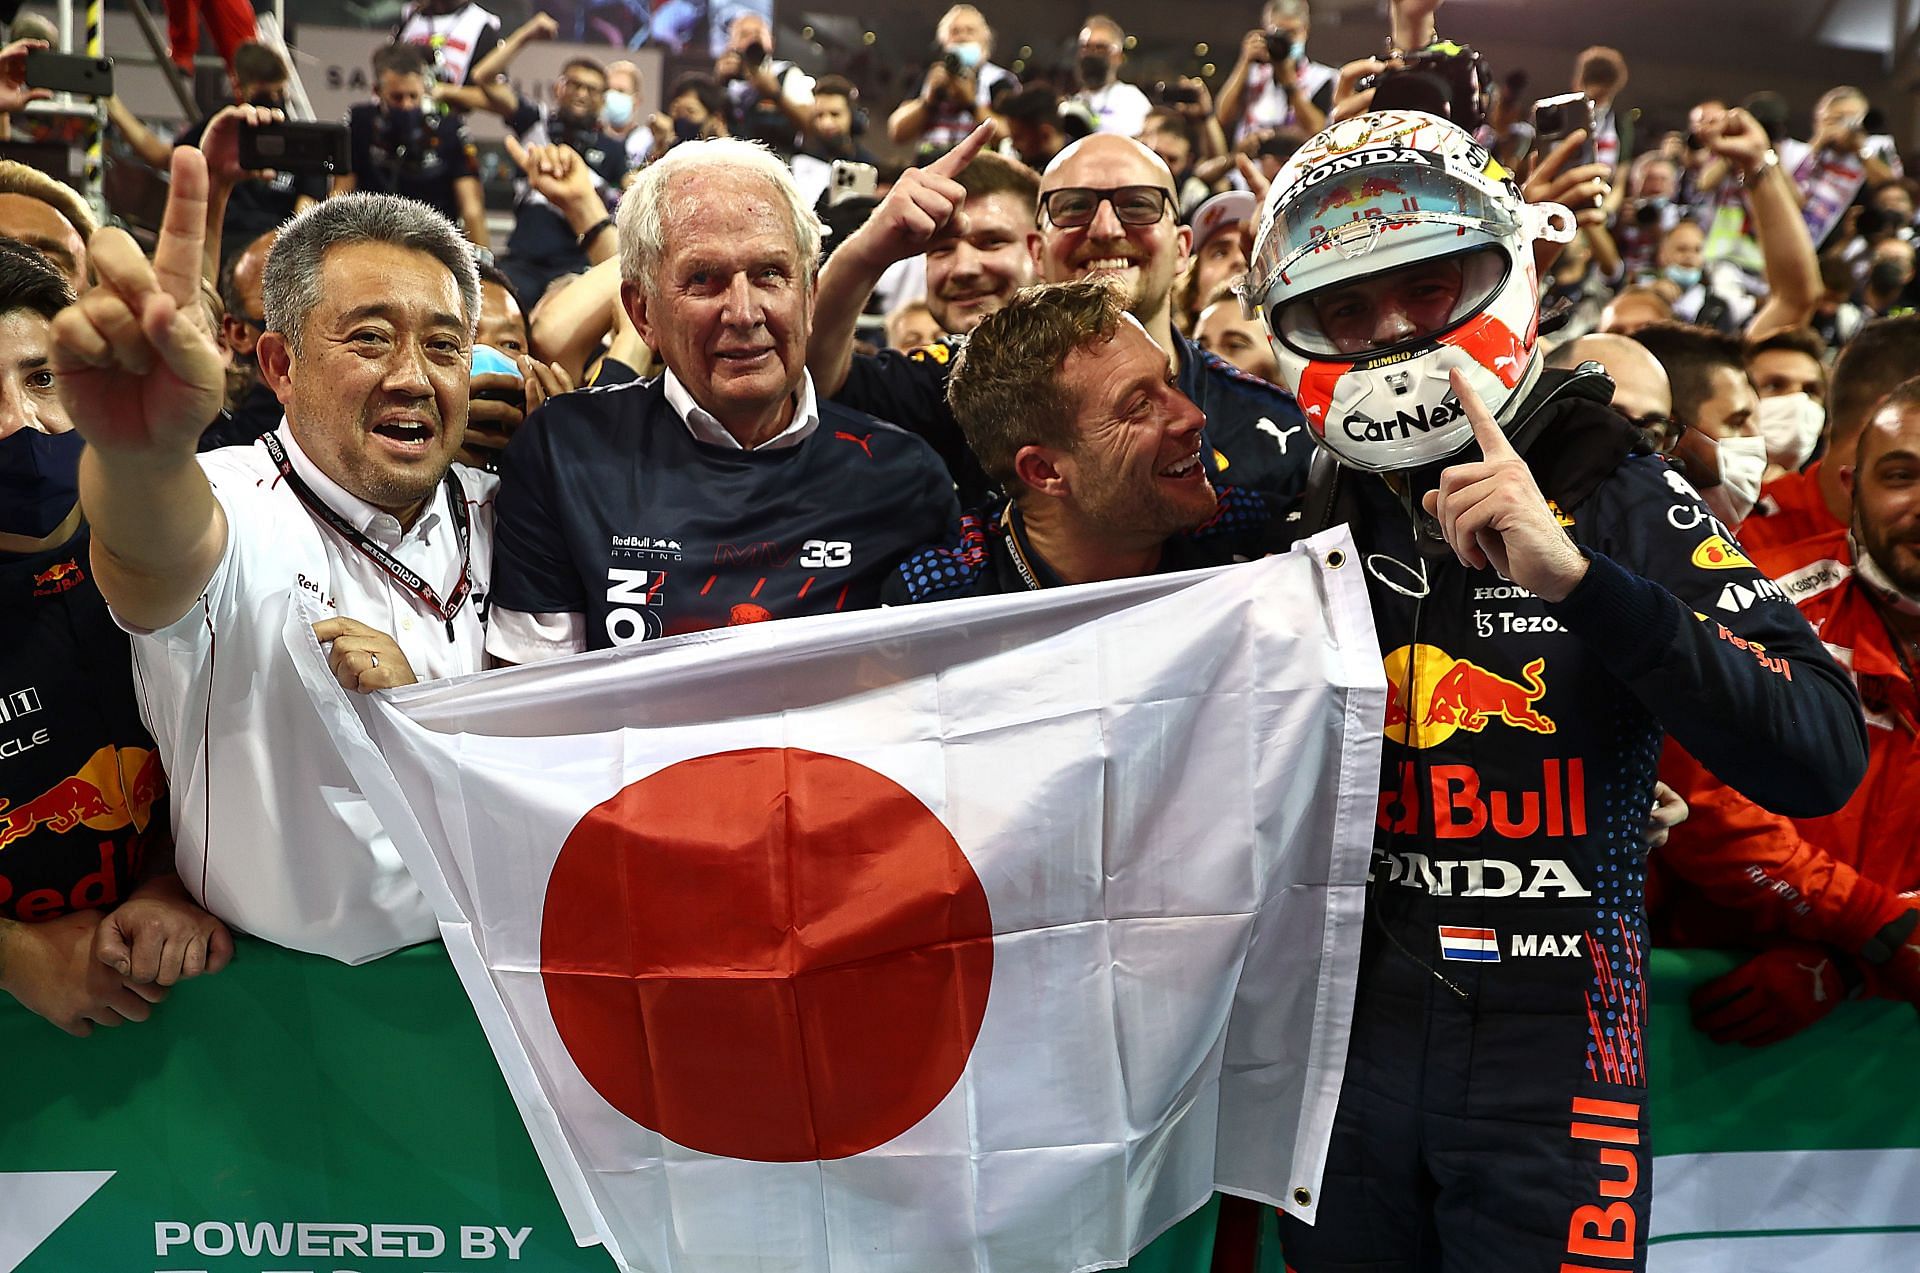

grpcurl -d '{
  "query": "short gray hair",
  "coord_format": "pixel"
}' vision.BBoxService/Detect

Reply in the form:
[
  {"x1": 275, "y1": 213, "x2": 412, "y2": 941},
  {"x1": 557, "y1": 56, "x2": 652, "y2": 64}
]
[
  {"x1": 617, "y1": 137, "x2": 823, "y2": 294},
  {"x1": 263, "y1": 193, "x2": 480, "y2": 355}
]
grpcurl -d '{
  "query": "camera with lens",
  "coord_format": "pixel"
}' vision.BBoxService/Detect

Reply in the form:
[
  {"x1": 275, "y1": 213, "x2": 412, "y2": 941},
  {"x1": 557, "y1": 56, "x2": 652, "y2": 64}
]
[
  {"x1": 742, "y1": 41, "x2": 768, "y2": 69},
  {"x1": 941, "y1": 50, "x2": 966, "y2": 76},
  {"x1": 1264, "y1": 31, "x2": 1300, "y2": 64},
  {"x1": 1361, "y1": 41, "x2": 1491, "y2": 133}
]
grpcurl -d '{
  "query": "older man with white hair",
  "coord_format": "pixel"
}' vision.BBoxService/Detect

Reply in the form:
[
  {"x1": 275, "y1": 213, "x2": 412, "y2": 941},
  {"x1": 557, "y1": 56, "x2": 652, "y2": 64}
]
[{"x1": 487, "y1": 138, "x2": 957, "y2": 657}]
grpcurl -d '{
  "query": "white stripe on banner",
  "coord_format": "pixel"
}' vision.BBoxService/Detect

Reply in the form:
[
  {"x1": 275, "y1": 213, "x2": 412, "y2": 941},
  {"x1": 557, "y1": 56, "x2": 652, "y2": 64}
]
[{"x1": 1651, "y1": 1147, "x2": 1920, "y2": 1267}]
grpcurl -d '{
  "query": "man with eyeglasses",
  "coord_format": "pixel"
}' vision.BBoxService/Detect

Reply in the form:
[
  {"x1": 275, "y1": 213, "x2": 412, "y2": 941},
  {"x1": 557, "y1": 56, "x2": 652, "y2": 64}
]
[
  {"x1": 468, "y1": 43, "x2": 630, "y2": 303},
  {"x1": 199, "y1": 228, "x2": 283, "y2": 451},
  {"x1": 809, "y1": 125, "x2": 1311, "y2": 509}
]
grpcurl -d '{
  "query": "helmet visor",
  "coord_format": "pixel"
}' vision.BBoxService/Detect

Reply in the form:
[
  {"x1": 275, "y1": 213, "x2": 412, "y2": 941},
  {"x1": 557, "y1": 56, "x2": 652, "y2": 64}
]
[
  {"x1": 1270, "y1": 243, "x2": 1511, "y2": 359},
  {"x1": 1250, "y1": 155, "x2": 1518, "y2": 305}
]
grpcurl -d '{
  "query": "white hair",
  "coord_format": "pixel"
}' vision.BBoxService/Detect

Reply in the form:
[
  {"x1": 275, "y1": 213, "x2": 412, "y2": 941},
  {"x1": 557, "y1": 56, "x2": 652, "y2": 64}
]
[{"x1": 616, "y1": 137, "x2": 824, "y2": 294}]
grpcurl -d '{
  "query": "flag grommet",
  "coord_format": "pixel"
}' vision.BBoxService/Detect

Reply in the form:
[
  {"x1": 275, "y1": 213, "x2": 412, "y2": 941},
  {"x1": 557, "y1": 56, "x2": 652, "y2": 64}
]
[
  {"x1": 1324, "y1": 550, "x2": 1346, "y2": 569},
  {"x1": 1292, "y1": 1187, "x2": 1312, "y2": 1207}
]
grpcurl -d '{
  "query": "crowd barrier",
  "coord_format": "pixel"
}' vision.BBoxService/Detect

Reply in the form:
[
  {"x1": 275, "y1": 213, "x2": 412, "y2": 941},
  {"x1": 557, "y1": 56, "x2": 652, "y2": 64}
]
[{"x1": 4, "y1": 941, "x2": 1915, "y2": 1272}]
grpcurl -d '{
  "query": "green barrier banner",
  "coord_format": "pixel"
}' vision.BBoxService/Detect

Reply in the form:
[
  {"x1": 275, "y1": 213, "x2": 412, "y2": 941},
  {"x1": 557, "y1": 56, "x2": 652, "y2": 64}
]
[
  {"x1": 7, "y1": 942, "x2": 1917, "y2": 1272},
  {"x1": 0, "y1": 939, "x2": 1217, "y2": 1273}
]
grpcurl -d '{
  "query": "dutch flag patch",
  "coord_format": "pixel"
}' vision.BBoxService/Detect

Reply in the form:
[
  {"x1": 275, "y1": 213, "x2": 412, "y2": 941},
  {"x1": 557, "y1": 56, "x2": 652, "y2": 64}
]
[{"x1": 1437, "y1": 926, "x2": 1501, "y2": 962}]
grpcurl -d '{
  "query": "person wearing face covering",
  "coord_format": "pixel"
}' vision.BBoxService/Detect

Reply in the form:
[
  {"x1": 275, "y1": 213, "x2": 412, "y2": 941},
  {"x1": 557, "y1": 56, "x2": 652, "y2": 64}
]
[
  {"x1": 339, "y1": 43, "x2": 489, "y2": 251},
  {"x1": 0, "y1": 239, "x2": 234, "y2": 1037},
  {"x1": 1633, "y1": 321, "x2": 1771, "y2": 529},
  {"x1": 1067, "y1": 15, "x2": 1151, "y2": 138},
  {"x1": 1745, "y1": 326, "x2": 1829, "y2": 483},
  {"x1": 1652, "y1": 376, "x2": 1920, "y2": 1046}
]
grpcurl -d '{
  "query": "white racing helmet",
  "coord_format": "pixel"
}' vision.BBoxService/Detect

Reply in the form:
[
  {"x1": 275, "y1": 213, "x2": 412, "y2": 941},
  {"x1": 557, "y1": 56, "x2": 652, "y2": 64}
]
[{"x1": 1241, "y1": 110, "x2": 1577, "y2": 472}]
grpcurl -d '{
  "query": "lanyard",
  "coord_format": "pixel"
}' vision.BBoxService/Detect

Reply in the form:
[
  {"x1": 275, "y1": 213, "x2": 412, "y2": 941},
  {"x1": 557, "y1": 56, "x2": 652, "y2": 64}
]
[{"x1": 261, "y1": 431, "x2": 473, "y2": 642}]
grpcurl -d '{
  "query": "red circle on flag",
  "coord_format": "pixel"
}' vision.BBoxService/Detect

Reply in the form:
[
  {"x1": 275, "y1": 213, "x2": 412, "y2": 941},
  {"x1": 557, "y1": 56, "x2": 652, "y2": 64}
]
[{"x1": 541, "y1": 747, "x2": 995, "y2": 1162}]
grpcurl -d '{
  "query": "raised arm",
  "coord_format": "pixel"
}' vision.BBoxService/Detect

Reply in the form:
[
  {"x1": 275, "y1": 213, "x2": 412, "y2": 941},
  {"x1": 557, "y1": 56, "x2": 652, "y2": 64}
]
[
  {"x1": 807, "y1": 121, "x2": 989, "y2": 396},
  {"x1": 1715, "y1": 109, "x2": 1819, "y2": 341},
  {"x1": 54, "y1": 148, "x2": 230, "y2": 631}
]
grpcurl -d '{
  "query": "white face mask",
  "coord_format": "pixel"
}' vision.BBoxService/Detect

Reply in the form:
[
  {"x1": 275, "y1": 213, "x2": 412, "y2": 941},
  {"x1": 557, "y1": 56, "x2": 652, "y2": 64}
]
[
  {"x1": 1704, "y1": 433, "x2": 1768, "y2": 528},
  {"x1": 1849, "y1": 530, "x2": 1920, "y2": 617},
  {"x1": 1754, "y1": 392, "x2": 1825, "y2": 471}
]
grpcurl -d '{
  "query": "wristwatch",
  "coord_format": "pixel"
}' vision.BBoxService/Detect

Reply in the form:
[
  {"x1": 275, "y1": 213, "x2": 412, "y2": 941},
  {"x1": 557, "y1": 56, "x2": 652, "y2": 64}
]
[{"x1": 1744, "y1": 147, "x2": 1781, "y2": 186}]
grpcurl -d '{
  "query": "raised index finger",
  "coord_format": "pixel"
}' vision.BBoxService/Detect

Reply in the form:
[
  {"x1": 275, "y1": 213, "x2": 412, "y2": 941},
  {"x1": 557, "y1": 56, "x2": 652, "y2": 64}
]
[
  {"x1": 928, "y1": 121, "x2": 994, "y2": 179},
  {"x1": 1450, "y1": 366, "x2": 1515, "y2": 459},
  {"x1": 154, "y1": 146, "x2": 208, "y2": 309}
]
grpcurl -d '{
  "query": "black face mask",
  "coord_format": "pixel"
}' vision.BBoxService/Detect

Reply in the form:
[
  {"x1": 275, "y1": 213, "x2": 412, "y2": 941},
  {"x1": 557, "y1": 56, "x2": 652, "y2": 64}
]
[
  {"x1": 673, "y1": 116, "x2": 702, "y2": 143},
  {"x1": 1078, "y1": 54, "x2": 1111, "y2": 88},
  {"x1": 0, "y1": 428, "x2": 83, "y2": 541},
  {"x1": 246, "y1": 90, "x2": 287, "y2": 109}
]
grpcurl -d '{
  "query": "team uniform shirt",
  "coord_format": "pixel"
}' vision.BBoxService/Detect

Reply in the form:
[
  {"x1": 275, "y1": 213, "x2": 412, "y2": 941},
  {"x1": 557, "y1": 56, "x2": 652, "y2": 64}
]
[
  {"x1": 882, "y1": 485, "x2": 1287, "y2": 605},
  {"x1": 176, "y1": 113, "x2": 326, "y2": 266},
  {"x1": 1069, "y1": 79, "x2": 1152, "y2": 138},
  {"x1": 1656, "y1": 531, "x2": 1920, "y2": 960},
  {"x1": 0, "y1": 523, "x2": 163, "y2": 923},
  {"x1": 833, "y1": 329, "x2": 1313, "y2": 515},
  {"x1": 121, "y1": 424, "x2": 496, "y2": 964},
  {"x1": 1232, "y1": 57, "x2": 1336, "y2": 143},
  {"x1": 499, "y1": 102, "x2": 628, "y2": 299},
  {"x1": 1740, "y1": 459, "x2": 1844, "y2": 560},
  {"x1": 1276, "y1": 367, "x2": 1866, "y2": 1273},
  {"x1": 488, "y1": 370, "x2": 959, "y2": 660},
  {"x1": 346, "y1": 103, "x2": 479, "y2": 225},
  {"x1": 397, "y1": 0, "x2": 501, "y2": 86}
]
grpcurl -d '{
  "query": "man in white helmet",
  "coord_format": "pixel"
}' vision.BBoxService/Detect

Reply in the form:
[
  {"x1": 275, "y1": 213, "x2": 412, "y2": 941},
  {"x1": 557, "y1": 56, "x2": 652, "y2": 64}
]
[{"x1": 1242, "y1": 109, "x2": 1868, "y2": 1272}]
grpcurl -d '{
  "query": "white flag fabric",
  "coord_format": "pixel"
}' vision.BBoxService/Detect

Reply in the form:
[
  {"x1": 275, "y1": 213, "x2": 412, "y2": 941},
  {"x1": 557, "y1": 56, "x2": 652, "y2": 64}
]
[{"x1": 298, "y1": 529, "x2": 1384, "y2": 1273}]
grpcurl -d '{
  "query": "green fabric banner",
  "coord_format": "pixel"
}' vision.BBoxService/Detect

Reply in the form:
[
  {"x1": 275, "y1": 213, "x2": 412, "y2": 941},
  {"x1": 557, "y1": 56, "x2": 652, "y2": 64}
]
[{"x1": 5, "y1": 941, "x2": 1915, "y2": 1272}]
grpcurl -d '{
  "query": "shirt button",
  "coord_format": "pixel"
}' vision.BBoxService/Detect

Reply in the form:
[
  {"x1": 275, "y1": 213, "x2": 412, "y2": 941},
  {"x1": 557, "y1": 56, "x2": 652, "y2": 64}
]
[{"x1": 402, "y1": 618, "x2": 414, "y2": 631}]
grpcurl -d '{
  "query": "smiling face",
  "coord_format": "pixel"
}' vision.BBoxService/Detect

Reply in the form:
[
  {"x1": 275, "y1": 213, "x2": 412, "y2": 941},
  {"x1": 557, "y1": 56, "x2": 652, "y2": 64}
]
[
  {"x1": 1039, "y1": 136, "x2": 1188, "y2": 332},
  {"x1": 260, "y1": 241, "x2": 471, "y2": 520},
  {"x1": 1044, "y1": 317, "x2": 1215, "y2": 540},
  {"x1": 925, "y1": 190, "x2": 1040, "y2": 333},
  {"x1": 1854, "y1": 400, "x2": 1920, "y2": 594},
  {"x1": 628, "y1": 168, "x2": 812, "y2": 442},
  {"x1": 1196, "y1": 299, "x2": 1278, "y2": 382},
  {"x1": 1308, "y1": 258, "x2": 1467, "y2": 356}
]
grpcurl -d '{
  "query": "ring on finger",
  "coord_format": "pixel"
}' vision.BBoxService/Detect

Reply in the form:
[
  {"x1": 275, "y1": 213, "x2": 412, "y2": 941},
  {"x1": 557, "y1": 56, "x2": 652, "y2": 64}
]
[{"x1": 370, "y1": 652, "x2": 380, "y2": 669}]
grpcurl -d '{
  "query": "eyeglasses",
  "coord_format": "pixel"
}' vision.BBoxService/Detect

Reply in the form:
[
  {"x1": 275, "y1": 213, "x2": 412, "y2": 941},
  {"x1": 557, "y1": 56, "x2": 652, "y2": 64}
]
[
  {"x1": 561, "y1": 77, "x2": 607, "y2": 98},
  {"x1": 1040, "y1": 185, "x2": 1175, "y2": 229}
]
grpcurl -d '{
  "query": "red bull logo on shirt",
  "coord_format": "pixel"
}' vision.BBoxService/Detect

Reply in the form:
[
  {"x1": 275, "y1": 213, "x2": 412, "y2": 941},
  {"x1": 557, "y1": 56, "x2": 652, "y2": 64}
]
[
  {"x1": 0, "y1": 745, "x2": 164, "y2": 851},
  {"x1": 1383, "y1": 644, "x2": 1555, "y2": 749}
]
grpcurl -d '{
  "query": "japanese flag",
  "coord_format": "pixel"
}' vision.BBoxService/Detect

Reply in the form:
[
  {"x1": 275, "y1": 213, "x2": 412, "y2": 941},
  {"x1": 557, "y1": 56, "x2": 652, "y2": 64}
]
[{"x1": 298, "y1": 530, "x2": 1382, "y2": 1273}]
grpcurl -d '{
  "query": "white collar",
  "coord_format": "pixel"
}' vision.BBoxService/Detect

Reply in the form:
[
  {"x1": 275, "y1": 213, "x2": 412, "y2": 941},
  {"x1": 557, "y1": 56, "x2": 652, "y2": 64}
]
[
  {"x1": 274, "y1": 420, "x2": 444, "y2": 546},
  {"x1": 661, "y1": 367, "x2": 821, "y2": 451}
]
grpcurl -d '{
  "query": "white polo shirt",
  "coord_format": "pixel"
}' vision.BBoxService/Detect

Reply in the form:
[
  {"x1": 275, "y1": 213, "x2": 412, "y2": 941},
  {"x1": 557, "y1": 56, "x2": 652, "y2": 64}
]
[{"x1": 123, "y1": 423, "x2": 496, "y2": 964}]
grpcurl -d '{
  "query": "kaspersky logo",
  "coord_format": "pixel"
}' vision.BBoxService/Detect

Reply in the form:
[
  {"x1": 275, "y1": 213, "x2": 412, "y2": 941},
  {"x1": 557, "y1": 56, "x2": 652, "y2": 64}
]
[{"x1": 1382, "y1": 644, "x2": 1555, "y2": 749}]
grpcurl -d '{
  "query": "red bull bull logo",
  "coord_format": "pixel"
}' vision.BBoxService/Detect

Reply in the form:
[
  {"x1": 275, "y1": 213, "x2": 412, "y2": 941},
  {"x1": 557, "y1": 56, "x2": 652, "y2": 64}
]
[
  {"x1": 1313, "y1": 184, "x2": 1365, "y2": 218},
  {"x1": 0, "y1": 745, "x2": 163, "y2": 851},
  {"x1": 1355, "y1": 176, "x2": 1406, "y2": 200},
  {"x1": 30, "y1": 557, "x2": 85, "y2": 597},
  {"x1": 1382, "y1": 644, "x2": 1555, "y2": 749}
]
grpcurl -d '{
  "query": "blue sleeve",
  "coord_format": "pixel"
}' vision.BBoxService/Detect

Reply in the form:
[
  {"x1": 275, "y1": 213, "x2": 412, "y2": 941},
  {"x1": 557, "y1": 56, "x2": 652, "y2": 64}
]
[
  {"x1": 491, "y1": 410, "x2": 589, "y2": 616},
  {"x1": 1548, "y1": 454, "x2": 1867, "y2": 818}
]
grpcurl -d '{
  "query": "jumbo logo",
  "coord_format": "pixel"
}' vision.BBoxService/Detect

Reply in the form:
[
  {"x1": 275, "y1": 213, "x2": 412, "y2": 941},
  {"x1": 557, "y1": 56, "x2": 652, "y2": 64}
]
[{"x1": 1382, "y1": 644, "x2": 1555, "y2": 749}]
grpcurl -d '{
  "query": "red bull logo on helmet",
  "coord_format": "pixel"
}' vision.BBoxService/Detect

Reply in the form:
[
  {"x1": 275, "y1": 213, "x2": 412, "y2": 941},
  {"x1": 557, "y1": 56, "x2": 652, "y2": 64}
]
[{"x1": 1382, "y1": 644, "x2": 1555, "y2": 749}]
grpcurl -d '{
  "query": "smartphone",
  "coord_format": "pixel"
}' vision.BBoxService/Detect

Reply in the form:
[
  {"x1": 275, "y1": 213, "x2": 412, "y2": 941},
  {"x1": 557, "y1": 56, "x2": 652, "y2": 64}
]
[
  {"x1": 23, "y1": 50, "x2": 113, "y2": 97},
  {"x1": 1532, "y1": 92, "x2": 1596, "y2": 168},
  {"x1": 238, "y1": 121, "x2": 350, "y2": 176},
  {"x1": 828, "y1": 159, "x2": 878, "y2": 207}
]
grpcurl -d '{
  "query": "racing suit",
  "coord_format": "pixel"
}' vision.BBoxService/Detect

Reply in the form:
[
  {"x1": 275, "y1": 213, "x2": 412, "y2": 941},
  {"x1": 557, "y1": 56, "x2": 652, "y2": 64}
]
[
  {"x1": 1279, "y1": 367, "x2": 1868, "y2": 1273},
  {"x1": 1654, "y1": 530, "x2": 1920, "y2": 995}
]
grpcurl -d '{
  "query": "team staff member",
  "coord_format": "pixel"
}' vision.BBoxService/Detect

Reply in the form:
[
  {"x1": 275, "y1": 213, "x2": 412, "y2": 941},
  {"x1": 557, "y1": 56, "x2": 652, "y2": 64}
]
[
  {"x1": 0, "y1": 238, "x2": 232, "y2": 1036},
  {"x1": 487, "y1": 138, "x2": 956, "y2": 659},
  {"x1": 1742, "y1": 315, "x2": 1920, "y2": 559},
  {"x1": 52, "y1": 152, "x2": 497, "y2": 964},
  {"x1": 811, "y1": 125, "x2": 1311, "y2": 511},
  {"x1": 339, "y1": 44, "x2": 490, "y2": 253},
  {"x1": 887, "y1": 280, "x2": 1284, "y2": 603},
  {"x1": 1657, "y1": 379, "x2": 1920, "y2": 1045},
  {"x1": 1241, "y1": 110, "x2": 1866, "y2": 1273}
]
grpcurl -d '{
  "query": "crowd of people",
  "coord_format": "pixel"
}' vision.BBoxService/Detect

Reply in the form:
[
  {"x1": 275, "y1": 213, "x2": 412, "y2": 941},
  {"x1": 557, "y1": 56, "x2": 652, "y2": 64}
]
[{"x1": 1, "y1": 0, "x2": 1916, "y2": 1269}]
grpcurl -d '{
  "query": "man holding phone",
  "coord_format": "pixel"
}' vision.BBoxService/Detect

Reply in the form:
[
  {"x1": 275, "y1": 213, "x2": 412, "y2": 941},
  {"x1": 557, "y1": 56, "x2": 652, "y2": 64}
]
[
  {"x1": 1215, "y1": 0, "x2": 1334, "y2": 145},
  {"x1": 1780, "y1": 85, "x2": 1901, "y2": 252}
]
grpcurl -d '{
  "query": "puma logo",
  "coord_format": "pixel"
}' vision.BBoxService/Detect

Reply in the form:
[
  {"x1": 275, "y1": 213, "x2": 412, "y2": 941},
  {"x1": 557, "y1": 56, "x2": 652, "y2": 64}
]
[
  {"x1": 1256, "y1": 416, "x2": 1303, "y2": 454},
  {"x1": 1797, "y1": 959, "x2": 1831, "y2": 1003}
]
